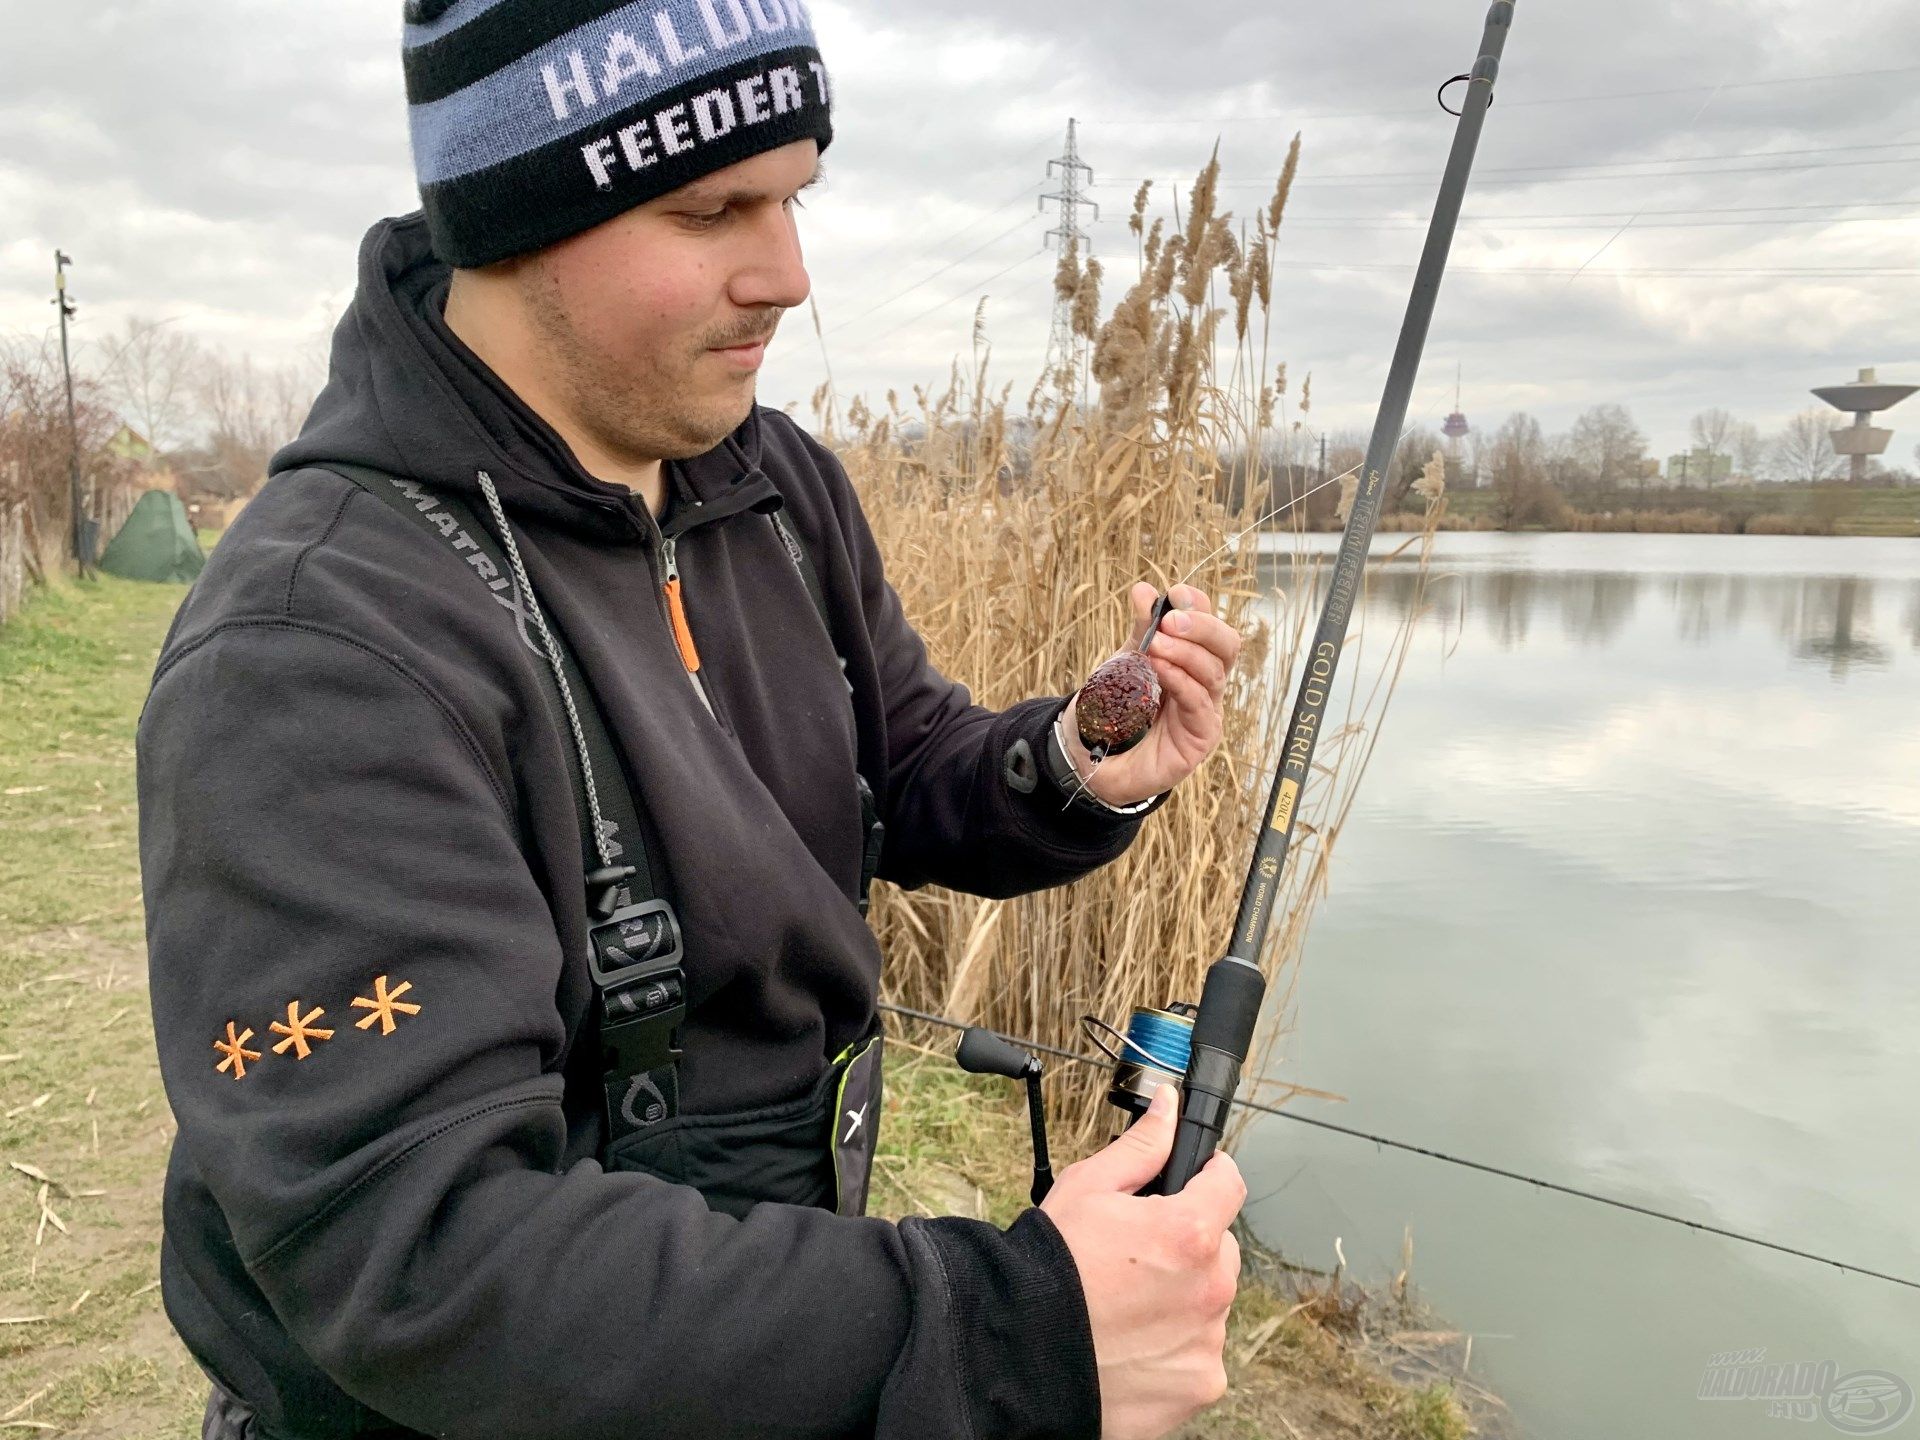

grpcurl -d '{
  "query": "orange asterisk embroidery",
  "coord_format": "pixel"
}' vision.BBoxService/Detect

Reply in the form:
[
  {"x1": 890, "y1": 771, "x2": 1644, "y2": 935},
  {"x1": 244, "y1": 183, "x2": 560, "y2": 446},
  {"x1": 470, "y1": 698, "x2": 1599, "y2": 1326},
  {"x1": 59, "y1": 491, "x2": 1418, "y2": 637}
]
[
  {"x1": 269, "y1": 1002, "x2": 334, "y2": 1060},
  {"x1": 351, "y1": 976, "x2": 421, "y2": 1036},
  {"x1": 213, "y1": 1022, "x2": 261, "y2": 1080}
]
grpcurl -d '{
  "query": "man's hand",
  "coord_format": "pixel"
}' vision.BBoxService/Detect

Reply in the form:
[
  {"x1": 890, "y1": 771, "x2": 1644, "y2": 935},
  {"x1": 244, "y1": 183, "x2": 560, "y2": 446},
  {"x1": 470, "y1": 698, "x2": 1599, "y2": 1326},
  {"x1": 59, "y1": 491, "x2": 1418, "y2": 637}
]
[
  {"x1": 1062, "y1": 583, "x2": 1242, "y2": 808},
  {"x1": 1040, "y1": 1085, "x2": 1244, "y2": 1440}
]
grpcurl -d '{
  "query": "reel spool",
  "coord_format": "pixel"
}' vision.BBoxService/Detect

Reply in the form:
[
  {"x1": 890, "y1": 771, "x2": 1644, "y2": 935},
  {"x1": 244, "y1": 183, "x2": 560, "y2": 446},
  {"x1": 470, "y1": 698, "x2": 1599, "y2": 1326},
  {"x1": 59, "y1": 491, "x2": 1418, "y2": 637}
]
[{"x1": 1084, "y1": 1003, "x2": 1198, "y2": 1121}]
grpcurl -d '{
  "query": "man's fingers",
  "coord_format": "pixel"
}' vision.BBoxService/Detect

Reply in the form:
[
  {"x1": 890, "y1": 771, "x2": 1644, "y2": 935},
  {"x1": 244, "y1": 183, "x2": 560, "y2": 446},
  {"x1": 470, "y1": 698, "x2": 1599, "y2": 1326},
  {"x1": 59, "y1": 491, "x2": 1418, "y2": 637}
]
[
  {"x1": 1167, "y1": 583, "x2": 1214, "y2": 616},
  {"x1": 1072, "y1": 1083, "x2": 1178, "y2": 1193},
  {"x1": 1176, "y1": 1151, "x2": 1248, "y2": 1234},
  {"x1": 1128, "y1": 582, "x2": 1160, "y2": 648},
  {"x1": 1157, "y1": 606, "x2": 1240, "y2": 666},
  {"x1": 1143, "y1": 632, "x2": 1227, "y2": 698}
]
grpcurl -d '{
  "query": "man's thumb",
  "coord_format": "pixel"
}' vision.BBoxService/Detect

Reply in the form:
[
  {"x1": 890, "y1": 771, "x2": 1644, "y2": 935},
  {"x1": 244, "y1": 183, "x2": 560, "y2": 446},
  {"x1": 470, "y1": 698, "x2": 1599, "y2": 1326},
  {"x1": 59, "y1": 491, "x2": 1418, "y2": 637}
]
[{"x1": 1077, "y1": 1083, "x2": 1178, "y2": 1192}]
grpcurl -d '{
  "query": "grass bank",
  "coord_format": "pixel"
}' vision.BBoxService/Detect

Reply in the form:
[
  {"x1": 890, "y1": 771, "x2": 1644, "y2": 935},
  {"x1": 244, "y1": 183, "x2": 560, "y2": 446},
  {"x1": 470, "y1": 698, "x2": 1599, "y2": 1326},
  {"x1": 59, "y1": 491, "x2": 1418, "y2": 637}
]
[
  {"x1": 1, "y1": 572, "x2": 1481, "y2": 1439},
  {"x1": 0, "y1": 575, "x2": 209, "y2": 1438},
  {"x1": 872, "y1": 1039, "x2": 1491, "y2": 1440},
  {"x1": 1410, "y1": 483, "x2": 1920, "y2": 537}
]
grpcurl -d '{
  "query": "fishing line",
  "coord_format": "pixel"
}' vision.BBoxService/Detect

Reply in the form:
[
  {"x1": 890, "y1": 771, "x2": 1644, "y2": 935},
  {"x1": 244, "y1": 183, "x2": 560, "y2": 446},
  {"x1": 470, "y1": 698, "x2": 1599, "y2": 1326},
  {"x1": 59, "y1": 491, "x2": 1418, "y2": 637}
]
[
  {"x1": 1560, "y1": 71, "x2": 1732, "y2": 291},
  {"x1": 877, "y1": 1002, "x2": 1920, "y2": 1293}
]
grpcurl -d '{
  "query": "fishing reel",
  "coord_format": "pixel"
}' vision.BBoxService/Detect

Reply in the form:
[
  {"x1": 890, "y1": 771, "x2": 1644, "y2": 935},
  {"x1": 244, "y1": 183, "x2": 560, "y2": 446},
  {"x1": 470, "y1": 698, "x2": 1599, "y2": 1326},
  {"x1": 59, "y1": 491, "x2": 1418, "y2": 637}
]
[
  {"x1": 1090, "y1": 957, "x2": 1267, "y2": 1196},
  {"x1": 1086, "y1": 1003, "x2": 1198, "y2": 1124}
]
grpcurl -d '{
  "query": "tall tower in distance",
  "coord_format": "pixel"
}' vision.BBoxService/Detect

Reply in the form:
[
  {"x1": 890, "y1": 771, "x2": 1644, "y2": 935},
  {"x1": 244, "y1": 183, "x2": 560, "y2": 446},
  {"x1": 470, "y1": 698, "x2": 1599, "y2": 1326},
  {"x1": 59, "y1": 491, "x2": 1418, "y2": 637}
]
[
  {"x1": 1040, "y1": 118, "x2": 1099, "y2": 401},
  {"x1": 1442, "y1": 362, "x2": 1470, "y2": 485},
  {"x1": 1813, "y1": 367, "x2": 1917, "y2": 485}
]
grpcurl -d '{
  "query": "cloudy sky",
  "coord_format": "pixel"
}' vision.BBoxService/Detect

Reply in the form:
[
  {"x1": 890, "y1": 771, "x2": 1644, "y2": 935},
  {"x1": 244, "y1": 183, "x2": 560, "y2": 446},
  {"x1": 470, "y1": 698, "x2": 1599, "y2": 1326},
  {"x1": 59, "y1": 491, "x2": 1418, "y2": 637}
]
[{"x1": 4, "y1": 0, "x2": 1917, "y2": 461}]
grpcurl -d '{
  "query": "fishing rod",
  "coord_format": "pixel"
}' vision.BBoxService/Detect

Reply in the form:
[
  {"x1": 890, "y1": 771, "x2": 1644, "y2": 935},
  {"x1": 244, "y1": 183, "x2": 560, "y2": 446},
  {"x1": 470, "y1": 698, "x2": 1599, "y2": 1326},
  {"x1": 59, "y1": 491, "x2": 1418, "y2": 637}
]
[
  {"x1": 1120, "y1": 0, "x2": 1516, "y2": 1195},
  {"x1": 956, "y1": 2, "x2": 1519, "y2": 1196}
]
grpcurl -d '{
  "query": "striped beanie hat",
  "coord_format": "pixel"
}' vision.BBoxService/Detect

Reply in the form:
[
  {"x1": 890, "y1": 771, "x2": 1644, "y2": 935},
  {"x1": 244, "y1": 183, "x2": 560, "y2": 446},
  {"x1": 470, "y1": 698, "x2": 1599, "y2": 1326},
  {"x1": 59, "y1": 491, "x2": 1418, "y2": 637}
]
[{"x1": 402, "y1": 0, "x2": 834, "y2": 268}]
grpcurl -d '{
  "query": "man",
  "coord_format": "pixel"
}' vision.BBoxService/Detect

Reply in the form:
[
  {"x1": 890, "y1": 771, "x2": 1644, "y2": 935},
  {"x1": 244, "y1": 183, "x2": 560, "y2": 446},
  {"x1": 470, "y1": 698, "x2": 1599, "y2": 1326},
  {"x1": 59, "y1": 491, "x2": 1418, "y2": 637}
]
[{"x1": 139, "y1": 3, "x2": 1246, "y2": 1438}]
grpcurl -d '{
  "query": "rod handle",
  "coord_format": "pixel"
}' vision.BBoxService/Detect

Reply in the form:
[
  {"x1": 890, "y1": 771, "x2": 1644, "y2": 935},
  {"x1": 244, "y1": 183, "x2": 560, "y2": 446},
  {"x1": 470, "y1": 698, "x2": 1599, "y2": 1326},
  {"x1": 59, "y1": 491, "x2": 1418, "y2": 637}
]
[{"x1": 1158, "y1": 958, "x2": 1263, "y2": 1194}]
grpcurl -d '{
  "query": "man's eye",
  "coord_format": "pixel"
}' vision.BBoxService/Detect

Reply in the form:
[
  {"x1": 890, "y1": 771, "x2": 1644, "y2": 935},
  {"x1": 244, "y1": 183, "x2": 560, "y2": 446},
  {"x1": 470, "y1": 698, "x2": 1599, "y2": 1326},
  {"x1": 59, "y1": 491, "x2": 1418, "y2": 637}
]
[{"x1": 684, "y1": 209, "x2": 728, "y2": 227}]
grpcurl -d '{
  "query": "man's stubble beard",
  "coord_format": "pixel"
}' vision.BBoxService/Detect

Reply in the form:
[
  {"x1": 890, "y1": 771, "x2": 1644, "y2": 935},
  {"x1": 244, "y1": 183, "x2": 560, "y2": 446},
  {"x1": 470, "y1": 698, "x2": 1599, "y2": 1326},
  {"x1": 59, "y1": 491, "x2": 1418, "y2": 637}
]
[
  {"x1": 527, "y1": 265, "x2": 756, "y2": 466},
  {"x1": 563, "y1": 339, "x2": 753, "y2": 465}
]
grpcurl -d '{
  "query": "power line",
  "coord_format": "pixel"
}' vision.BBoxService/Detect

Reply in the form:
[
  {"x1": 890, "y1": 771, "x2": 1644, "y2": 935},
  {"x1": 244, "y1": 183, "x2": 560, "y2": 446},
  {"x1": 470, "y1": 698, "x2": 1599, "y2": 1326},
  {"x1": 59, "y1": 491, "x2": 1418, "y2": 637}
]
[
  {"x1": 1078, "y1": 64, "x2": 1920, "y2": 125},
  {"x1": 1092, "y1": 143, "x2": 1920, "y2": 191},
  {"x1": 879, "y1": 1003, "x2": 1920, "y2": 1293},
  {"x1": 1299, "y1": 157, "x2": 1920, "y2": 189},
  {"x1": 826, "y1": 210, "x2": 1040, "y2": 336},
  {"x1": 1087, "y1": 198, "x2": 1920, "y2": 235},
  {"x1": 1140, "y1": 198, "x2": 1920, "y2": 222},
  {"x1": 1094, "y1": 213, "x2": 1920, "y2": 234},
  {"x1": 820, "y1": 140, "x2": 1055, "y2": 275},
  {"x1": 1268, "y1": 259, "x2": 1920, "y2": 277},
  {"x1": 860, "y1": 247, "x2": 1053, "y2": 349}
]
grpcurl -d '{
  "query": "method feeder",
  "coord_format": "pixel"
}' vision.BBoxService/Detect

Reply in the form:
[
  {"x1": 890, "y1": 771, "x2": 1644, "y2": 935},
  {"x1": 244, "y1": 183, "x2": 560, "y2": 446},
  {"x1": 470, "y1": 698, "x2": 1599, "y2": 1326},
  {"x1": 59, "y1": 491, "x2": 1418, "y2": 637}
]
[{"x1": 963, "y1": 1, "x2": 1517, "y2": 1197}]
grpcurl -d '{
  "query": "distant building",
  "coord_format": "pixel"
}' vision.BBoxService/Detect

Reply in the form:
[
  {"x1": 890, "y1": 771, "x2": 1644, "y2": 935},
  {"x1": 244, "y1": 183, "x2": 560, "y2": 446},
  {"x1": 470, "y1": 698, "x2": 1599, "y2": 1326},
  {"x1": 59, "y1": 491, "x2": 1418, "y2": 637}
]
[
  {"x1": 104, "y1": 425, "x2": 179, "y2": 492},
  {"x1": 1666, "y1": 448, "x2": 1733, "y2": 486},
  {"x1": 106, "y1": 425, "x2": 154, "y2": 464}
]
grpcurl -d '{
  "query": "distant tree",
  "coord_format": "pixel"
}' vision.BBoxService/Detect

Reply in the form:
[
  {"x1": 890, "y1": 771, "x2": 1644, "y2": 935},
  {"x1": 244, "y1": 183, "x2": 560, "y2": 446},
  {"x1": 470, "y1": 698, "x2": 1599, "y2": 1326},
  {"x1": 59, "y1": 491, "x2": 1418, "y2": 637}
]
[
  {"x1": 1487, "y1": 411, "x2": 1564, "y2": 528},
  {"x1": 99, "y1": 316, "x2": 202, "y2": 460},
  {"x1": 1772, "y1": 409, "x2": 1843, "y2": 484},
  {"x1": 1323, "y1": 426, "x2": 1366, "y2": 484},
  {"x1": 177, "y1": 353, "x2": 311, "y2": 502},
  {"x1": 1544, "y1": 427, "x2": 1582, "y2": 493},
  {"x1": 1, "y1": 333, "x2": 139, "y2": 578},
  {"x1": 1689, "y1": 407, "x2": 1737, "y2": 486},
  {"x1": 1386, "y1": 424, "x2": 1444, "y2": 509},
  {"x1": 1567, "y1": 404, "x2": 1647, "y2": 492},
  {"x1": 1466, "y1": 429, "x2": 1490, "y2": 490},
  {"x1": 1732, "y1": 421, "x2": 1768, "y2": 482}
]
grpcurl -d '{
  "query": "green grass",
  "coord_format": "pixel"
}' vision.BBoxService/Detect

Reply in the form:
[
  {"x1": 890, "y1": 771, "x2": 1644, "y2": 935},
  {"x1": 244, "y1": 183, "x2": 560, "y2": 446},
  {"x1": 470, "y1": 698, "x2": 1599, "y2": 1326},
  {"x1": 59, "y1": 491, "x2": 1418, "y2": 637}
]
[
  {"x1": 1, "y1": 573, "x2": 209, "y2": 1438},
  {"x1": 1442, "y1": 483, "x2": 1920, "y2": 536},
  {"x1": 0, "y1": 571, "x2": 1476, "y2": 1440}
]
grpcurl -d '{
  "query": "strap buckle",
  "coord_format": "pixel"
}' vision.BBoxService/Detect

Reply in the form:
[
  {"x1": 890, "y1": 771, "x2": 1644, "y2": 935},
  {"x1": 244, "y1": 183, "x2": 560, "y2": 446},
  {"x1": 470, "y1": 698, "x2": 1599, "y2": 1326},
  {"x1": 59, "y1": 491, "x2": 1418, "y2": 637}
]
[
  {"x1": 589, "y1": 900, "x2": 687, "y2": 1086},
  {"x1": 855, "y1": 774, "x2": 885, "y2": 919}
]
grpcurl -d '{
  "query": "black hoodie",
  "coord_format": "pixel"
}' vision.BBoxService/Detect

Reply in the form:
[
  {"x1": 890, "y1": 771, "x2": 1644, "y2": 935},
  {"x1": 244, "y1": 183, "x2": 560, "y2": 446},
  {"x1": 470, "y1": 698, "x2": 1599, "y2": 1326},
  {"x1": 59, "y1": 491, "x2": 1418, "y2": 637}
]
[{"x1": 137, "y1": 213, "x2": 1154, "y2": 1439}]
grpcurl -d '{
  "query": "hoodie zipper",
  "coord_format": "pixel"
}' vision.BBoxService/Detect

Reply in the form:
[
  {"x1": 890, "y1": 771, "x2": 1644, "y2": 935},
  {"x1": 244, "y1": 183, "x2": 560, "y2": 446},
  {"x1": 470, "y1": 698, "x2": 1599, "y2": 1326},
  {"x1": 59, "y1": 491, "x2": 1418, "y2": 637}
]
[{"x1": 657, "y1": 534, "x2": 721, "y2": 722}]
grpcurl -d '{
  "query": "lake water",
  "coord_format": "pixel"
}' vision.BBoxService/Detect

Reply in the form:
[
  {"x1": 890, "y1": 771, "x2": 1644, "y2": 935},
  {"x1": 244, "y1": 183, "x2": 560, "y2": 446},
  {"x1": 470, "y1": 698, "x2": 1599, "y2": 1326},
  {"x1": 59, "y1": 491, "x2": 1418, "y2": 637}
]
[{"x1": 1238, "y1": 534, "x2": 1920, "y2": 1438}]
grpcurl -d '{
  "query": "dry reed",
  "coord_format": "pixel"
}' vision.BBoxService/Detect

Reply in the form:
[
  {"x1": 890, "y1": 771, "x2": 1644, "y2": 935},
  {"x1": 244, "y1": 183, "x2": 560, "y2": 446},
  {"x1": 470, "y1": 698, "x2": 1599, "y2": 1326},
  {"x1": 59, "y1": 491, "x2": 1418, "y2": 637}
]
[{"x1": 814, "y1": 143, "x2": 1443, "y2": 1146}]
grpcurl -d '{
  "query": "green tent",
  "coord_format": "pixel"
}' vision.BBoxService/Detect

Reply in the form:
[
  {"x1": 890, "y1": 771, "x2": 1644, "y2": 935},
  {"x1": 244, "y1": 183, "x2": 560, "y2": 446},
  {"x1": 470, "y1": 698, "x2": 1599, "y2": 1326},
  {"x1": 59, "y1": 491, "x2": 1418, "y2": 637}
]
[{"x1": 99, "y1": 490, "x2": 205, "y2": 584}]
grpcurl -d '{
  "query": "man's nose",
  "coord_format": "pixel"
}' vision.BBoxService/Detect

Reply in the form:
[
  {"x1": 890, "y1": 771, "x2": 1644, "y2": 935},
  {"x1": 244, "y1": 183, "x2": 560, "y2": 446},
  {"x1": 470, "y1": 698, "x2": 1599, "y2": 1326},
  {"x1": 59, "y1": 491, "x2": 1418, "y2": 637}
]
[{"x1": 732, "y1": 204, "x2": 811, "y2": 312}]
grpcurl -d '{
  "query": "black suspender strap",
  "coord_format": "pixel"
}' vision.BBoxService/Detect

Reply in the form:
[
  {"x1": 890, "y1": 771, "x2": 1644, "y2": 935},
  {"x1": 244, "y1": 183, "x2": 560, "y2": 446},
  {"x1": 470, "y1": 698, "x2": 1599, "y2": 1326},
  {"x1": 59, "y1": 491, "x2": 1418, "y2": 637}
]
[
  {"x1": 770, "y1": 506, "x2": 848, "y2": 699},
  {"x1": 325, "y1": 463, "x2": 883, "y2": 1135},
  {"x1": 321, "y1": 463, "x2": 685, "y2": 1141},
  {"x1": 769, "y1": 506, "x2": 884, "y2": 913}
]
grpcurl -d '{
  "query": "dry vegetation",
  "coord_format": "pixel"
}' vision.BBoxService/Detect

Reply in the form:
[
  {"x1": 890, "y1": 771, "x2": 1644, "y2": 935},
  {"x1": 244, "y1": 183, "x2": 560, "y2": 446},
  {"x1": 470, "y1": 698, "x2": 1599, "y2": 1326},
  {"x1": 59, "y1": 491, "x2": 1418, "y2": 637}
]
[
  {"x1": 0, "y1": 338, "x2": 145, "y2": 625},
  {"x1": 823, "y1": 142, "x2": 1445, "y2": 1148}
]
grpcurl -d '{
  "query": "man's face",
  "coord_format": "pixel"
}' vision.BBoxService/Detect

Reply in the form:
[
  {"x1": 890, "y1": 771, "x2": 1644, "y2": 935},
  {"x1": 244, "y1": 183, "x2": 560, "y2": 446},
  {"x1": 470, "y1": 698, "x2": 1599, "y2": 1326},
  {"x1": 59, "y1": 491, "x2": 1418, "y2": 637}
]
[{"x1": 515, "y1": 139, "x2": 820, "y2": 464}]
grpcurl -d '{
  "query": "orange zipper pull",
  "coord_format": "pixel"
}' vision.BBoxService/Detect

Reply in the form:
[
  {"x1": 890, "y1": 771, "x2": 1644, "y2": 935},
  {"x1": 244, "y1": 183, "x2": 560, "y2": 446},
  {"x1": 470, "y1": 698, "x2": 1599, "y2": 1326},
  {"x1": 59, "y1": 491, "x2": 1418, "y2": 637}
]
[{"x1": 660, "y1": 538, "x2": 701, "y2": 673}]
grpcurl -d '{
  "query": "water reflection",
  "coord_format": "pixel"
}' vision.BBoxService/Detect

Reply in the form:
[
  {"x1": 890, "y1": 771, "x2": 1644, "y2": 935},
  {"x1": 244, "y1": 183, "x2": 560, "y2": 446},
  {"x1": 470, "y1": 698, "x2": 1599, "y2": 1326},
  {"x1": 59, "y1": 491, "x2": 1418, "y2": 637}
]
[
  {"x1": 1243, "y1": 533, "x2": 1920, "y2": 1440},
  {"x1": 1783, "y1": 579, "x2": 1889, "y2": 677},
  {"x1": 1261, "y1": 547, "x2": 1909, "y2": 676}
]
